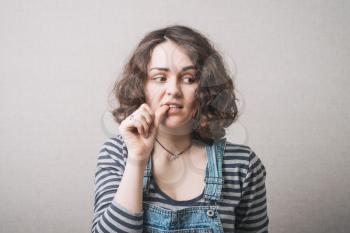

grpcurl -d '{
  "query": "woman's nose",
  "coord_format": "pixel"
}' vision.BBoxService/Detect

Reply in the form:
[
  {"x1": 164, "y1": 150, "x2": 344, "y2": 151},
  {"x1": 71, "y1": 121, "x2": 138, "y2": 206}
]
[{"x1": 166, "y1": 77, "x2": 182, "y2": 97}]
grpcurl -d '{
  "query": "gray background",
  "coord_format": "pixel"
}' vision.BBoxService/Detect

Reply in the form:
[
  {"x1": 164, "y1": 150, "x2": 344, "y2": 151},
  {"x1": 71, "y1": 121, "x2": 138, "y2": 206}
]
[{"x1": 1, "y1": 0, "x2": 349, "y2": 232}]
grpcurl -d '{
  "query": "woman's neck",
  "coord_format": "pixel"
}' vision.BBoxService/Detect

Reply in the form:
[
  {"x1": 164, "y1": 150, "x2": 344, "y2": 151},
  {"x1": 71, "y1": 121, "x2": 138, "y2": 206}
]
[
  {"x1": 155, "y1": 130, "x2": 192, "y2": 152},
  {"x1": 151, "y1": 131, "x2": 192, "y2": 171}
]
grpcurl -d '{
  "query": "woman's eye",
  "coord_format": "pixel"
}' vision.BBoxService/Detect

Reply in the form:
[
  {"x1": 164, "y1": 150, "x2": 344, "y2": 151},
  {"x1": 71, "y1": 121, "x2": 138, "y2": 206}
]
[
  {"x1": 152, "y1": 75, "x2": 196, "y2": 84},
  {"x1": 183, "y1": 76, "x2": 196, "y2": 83},
  {"x1": 154, "y1": 76, "x2": 167, "y2": 82}
]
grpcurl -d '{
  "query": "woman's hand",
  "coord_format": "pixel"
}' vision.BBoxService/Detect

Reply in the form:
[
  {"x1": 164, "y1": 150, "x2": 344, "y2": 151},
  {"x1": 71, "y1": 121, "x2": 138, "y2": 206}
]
[{"x1": 118, "y1": 103, "x2": 170, "y2": 165}]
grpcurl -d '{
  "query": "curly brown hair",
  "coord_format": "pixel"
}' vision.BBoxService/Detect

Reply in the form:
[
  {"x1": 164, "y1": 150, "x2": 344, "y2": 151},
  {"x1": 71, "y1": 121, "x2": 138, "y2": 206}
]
[{"x1": 110, "y1": 24, "x2": 239, "y2": 144}]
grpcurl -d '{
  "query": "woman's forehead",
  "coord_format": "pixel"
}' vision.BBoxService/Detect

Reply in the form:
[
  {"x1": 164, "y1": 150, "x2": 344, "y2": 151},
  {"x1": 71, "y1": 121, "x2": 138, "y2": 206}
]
[{"x1": 147, "y1": 41, "x2": 194, "y2": 73}]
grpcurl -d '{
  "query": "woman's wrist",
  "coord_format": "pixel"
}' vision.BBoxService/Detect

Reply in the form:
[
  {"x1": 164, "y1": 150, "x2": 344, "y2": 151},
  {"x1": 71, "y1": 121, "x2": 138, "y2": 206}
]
[{"x1": 126, "y1": 152, "x2": 150, "y2": 167}]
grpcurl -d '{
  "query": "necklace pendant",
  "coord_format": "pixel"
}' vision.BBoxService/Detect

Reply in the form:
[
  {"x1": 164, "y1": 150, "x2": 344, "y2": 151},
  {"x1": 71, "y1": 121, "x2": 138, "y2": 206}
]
[
  {"x1": 169, "y1": 154, "x2": 178, "y2": 161},
  {"x1": 155, "y1": 138, "x2": 192, "y2": 162}
]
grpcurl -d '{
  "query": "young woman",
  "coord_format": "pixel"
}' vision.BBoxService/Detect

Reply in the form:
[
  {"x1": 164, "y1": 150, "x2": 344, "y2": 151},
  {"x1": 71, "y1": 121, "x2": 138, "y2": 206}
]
[{"x1": 92, "y1": 25, "x2": 269, "y2": 233}]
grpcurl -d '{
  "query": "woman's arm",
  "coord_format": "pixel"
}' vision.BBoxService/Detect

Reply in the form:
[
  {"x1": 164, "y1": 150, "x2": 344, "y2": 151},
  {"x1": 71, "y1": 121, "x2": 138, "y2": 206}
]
[
  {"x1": 92, "y1": 136, "x2": 146, "y2": 233},
  {"x1": 113, "y1": 155, "x2": 146, "y2": 214},
  {"x1": 235, "y1": 150, "x2": 269, "y2": 233}
]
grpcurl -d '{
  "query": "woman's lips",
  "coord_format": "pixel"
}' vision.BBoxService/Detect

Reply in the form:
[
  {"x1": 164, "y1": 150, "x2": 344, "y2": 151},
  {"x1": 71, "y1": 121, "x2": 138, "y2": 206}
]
[
  {"x1": 161, "y1": 103, "x2": 183, "y2": 108},
  {"x1": 160, "y1": 103, "x2": 184, "y2": 115},
  {"x1": 167, "y1": 107, "x2": 182, "y2": 114}
]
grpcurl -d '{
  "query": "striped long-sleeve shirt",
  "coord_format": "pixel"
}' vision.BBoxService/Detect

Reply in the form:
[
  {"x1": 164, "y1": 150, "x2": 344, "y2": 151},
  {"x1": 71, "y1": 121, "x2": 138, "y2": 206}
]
[{"x1": 92, "y1": 134, "x2": 269, "y2": 232}]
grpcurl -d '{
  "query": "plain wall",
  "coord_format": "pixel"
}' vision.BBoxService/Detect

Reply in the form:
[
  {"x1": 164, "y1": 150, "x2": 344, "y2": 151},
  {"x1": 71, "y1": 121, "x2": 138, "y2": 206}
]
[{"x1": 1, "y1": 0, "x2": 349, "y2": 232}]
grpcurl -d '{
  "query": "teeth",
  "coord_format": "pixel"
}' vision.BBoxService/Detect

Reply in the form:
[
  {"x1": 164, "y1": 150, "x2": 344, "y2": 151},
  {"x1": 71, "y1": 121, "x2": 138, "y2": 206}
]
[{"x1": 169, "y1": 104, "x2": 181, "y2": 108}]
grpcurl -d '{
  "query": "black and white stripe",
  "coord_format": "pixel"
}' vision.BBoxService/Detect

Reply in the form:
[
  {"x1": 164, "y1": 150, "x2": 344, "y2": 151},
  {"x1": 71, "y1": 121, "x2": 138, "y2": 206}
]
[{"x1": 92, "y1": 135, "x2": 269, "y2": 233}]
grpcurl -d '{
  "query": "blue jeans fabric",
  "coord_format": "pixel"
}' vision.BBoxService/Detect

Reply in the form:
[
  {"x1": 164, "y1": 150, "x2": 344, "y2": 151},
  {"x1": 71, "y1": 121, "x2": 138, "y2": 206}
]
[{"x1": 142, "y1": 138, "x2": 227, "y2": 233}]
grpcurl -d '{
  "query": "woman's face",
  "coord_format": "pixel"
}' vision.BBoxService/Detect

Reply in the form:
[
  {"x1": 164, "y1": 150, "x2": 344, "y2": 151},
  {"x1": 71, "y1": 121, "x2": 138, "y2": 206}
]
[{"x1": 144, "y1": 40, "x2": 199, "y2": 132}]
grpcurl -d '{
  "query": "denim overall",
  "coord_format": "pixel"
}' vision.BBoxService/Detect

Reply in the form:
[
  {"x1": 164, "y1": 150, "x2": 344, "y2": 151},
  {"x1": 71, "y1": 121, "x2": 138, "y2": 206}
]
[{"x1": 142, "y1": 138, "x2": 226, "y2": 233}]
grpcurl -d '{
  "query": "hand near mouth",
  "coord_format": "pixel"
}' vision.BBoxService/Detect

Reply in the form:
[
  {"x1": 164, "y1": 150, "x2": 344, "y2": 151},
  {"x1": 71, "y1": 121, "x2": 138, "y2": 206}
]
[{"x1": 118, "y1": 103, "x2": 170, "y2": 165}]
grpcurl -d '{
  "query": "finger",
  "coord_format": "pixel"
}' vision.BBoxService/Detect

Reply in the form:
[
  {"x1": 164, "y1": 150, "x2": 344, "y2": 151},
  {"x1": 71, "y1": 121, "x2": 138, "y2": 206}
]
[
  {"x1": 135, "y1": 106, "x2": 152, "y2": 134},
  {"x1": 122, "y1": 114, "x2": 135, "y2": 130},
  {"x1": 134, "y1": 120, "x2": 144, "y2": 135},
  {"x1": 141, "y1": 103, "x2": 155, "y2": 122},
  {"x1": 138, "y1": 115, "x2": 150, "y2": 135},
  {"x1": 154, "y1": 104, "x2": 170, "y2": 129},
  {"x1": 139, "y1": 108, "x2": 153, "y2": 128},
  {"x1": 124, "y1": 115, "x2": 144, "y2": 135}
]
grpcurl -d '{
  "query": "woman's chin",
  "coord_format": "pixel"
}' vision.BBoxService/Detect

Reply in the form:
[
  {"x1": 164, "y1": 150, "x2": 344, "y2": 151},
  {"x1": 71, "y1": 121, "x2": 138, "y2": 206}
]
[{"x1": 159, "y1": 120, "x2": 194, "y2": 135}]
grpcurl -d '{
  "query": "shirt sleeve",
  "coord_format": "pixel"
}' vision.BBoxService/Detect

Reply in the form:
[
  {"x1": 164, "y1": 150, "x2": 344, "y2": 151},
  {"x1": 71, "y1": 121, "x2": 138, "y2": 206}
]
[
  {"x1": 235, "y1": 150, "x2": 269, "y2": 233},
  {"x1": 91, "y1": 136, "x2": 144, "y2": 233}
]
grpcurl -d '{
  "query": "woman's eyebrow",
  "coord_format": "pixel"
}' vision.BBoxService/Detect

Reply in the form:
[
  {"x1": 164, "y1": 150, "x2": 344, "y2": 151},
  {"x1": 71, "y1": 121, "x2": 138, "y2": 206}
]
[{"x1": 149, "y1": 65, "x2": 196, "y2": 72}]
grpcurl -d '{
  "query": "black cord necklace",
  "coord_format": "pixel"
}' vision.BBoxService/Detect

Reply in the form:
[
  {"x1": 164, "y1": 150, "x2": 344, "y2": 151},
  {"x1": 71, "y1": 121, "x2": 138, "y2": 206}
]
[{"x1": 155, "y1": 138, "x2": 192, "y2": 161}]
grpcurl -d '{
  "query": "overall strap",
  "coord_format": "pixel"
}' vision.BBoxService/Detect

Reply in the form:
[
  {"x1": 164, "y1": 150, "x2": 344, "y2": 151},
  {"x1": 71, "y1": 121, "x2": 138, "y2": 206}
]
[{"x1": 204, "y1": 137, "x2": 226, "y2": 202}]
